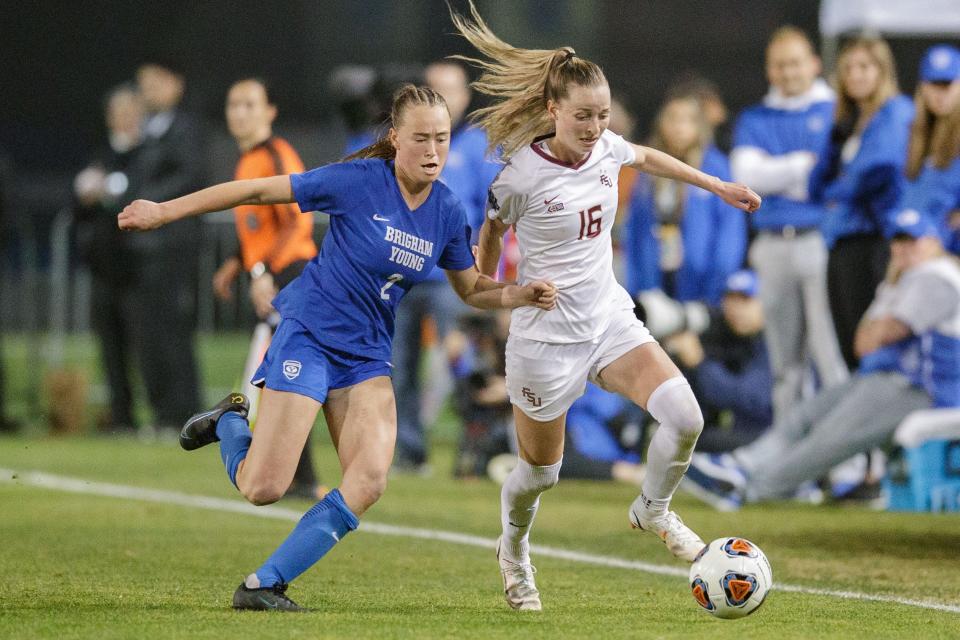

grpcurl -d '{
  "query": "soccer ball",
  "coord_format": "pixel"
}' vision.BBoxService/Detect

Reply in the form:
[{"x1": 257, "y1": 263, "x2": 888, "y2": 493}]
[{"x1": 689, "y1": 537, "x2": 772, "y2": 619}]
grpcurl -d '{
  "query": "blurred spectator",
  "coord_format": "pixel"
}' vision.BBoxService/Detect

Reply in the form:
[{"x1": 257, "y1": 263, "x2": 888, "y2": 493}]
[
  {"x1": 731, "y1": 26, "x2": 848, "y2": 422},
  {"x1": 449, "y1": 310, "x2": 513, "y2": 478},
  {"x1": 127, "y1": 61, "x2": 205, "y2": 434},
  {"x1": 608, "y1": 96, "x2": 639, "y2": 221},
  {"x1": 212, "y1": 77, "x2": 324, "y2": 500},
  {"x1": 390, "y1": 61, "x2": 500, "y2": 471},
  {"x1": 72, "y1": 84, "x2": 144, "y2": 433},
  {"x1": 899, "y1": 44, "x2": 960, "y2": 236},
  {"x1": 684, "y1": 211, "x2": 956, "y2": 508},
  {"x1": 625, "y1": 94, "x2": 746, "y2": 308},
  {"x1": 667, "y1": 270, "x2": 772, "y2": 453},
  {"x1": 809, "y1": 37, "x2": 914, "y2": 371},
  {"x1": 562, "y1": 383, "x2": 646, "y2": 486},
  {"x1": 341, "y1": 63, "x2": 425, "y2": 156},
  {"x1": 457, "y1": 327, "x2": 648, "y2": 486},
  {"x1": 328, "y1": 64, "x2": 379, "y2": 155},
  {"x1": 667, "y1": 72, "x2": 732, "y2": 152}
]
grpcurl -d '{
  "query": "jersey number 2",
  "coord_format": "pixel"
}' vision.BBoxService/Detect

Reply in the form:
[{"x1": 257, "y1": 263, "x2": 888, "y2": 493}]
[
  {"x1": 380, "y1": 273, "x2": 404, "y2": 301},
  {"x1": 578, "y1": 205, "x2": 602, "y2": 240}
]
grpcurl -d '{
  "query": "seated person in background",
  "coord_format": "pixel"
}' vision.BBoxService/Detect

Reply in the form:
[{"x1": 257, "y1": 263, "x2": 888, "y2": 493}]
[
  {"x1": 667, "y1": 270, "x2": 773, "y2": 453},
  {"x1": 448, "y1": 311, "x2": 513, "y2": 478},
  {"x1": 683, "y1": 211, "x2": 958, "y2": 509},
  {"x1": 456, "y1": 314, "x2": 649, "y2": 486},
  {"x1": 562, "y1": 382, "x2": 647, "y2": 486},
  {"x1": 624, "y1": 93, "x2": 746, "y2": 311},
  {"x1": 487, "y1": 383, "x2": 649, "y2": 487}
]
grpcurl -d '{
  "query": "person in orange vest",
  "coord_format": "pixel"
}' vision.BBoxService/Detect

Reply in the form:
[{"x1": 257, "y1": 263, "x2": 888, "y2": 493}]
[{"x1": 212, "y1": 77, "x2": 324, "y2": 500}]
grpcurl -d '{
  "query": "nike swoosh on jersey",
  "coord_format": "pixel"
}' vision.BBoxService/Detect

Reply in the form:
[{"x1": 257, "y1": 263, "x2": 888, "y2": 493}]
[
  {"x1": 373, "y1": 214, "x2": 390, "y2": 222},
  {"x1": 543, "y1": 195, "x2": 560, "y2": 205}
]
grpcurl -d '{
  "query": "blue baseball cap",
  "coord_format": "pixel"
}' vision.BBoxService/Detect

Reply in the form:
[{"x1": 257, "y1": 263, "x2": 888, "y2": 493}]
[
  {"x1": 890, "y1": 209, "x2": 942, "y2": 240},
  {"x1": 724, "y1": 269, "x2": 759, "y2": 297},
  {"x1": 920, "y1": 44, "x2": 960, "y2": 83}
]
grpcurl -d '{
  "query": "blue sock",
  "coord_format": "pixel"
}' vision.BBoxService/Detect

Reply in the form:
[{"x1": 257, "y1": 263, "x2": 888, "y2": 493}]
[
  {"x1": 254, "y1": 488, "x2": 360, "y2": 588},
  {"x1": 216, "y1": 411, "x2": 252, "y2": 488}
]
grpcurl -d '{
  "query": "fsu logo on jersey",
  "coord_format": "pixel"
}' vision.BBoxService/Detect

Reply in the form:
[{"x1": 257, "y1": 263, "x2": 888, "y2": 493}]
[{"x1": 600, "y1": 172, "x2": 613, "y2": 188}]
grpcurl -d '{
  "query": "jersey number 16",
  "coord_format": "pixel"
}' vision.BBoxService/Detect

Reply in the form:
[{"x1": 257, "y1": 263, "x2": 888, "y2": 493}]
[{"x1": 578, "y1": 205, "x2": 602, "y2": 240}]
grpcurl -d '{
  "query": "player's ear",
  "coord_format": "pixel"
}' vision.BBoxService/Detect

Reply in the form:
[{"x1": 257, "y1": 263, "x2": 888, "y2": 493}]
[
  {"x1": 389, "y1": 127, "x2": 399, "y2": 149},
  {"x1": 546, "y1": 99, "x2": 559, "y2": 122},
  {"x1": 266, "y1": 104, "x2": 277, "y2": 125}
]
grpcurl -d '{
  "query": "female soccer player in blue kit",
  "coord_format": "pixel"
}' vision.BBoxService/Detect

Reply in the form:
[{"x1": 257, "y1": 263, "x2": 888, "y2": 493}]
[{"x1": 118, "y1": 85, "x2": 557, "y2": 611}]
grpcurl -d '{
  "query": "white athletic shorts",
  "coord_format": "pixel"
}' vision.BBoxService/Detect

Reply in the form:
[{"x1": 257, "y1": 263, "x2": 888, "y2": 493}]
[{"x1": 505, "y1": 309, "x2": 656, "y2": 421}]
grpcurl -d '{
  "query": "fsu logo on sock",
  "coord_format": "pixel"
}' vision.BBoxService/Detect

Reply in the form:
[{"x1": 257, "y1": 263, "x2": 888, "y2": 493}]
[{"x1": 282, "y1": 360, "x2": 302, "y2": 380}]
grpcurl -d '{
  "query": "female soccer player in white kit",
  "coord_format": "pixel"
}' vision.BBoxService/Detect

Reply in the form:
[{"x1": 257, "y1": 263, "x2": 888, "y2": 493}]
[{"x1": 450, "y1": 4, "x2": 761, "y2": 611}]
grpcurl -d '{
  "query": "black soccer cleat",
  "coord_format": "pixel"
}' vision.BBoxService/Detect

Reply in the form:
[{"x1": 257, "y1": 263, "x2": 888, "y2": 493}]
[
  {"x1": 179, "y1": 393, "x2": 250, "y2": 451},
  {"x1": 232, "y1": 582, "x2": 304, "y2": 612}
]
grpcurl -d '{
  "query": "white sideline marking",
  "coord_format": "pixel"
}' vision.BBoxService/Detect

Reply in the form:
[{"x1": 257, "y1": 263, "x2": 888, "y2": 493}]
[{"x1": 3, "y1": 468, "x2": 960, "y2": 615}]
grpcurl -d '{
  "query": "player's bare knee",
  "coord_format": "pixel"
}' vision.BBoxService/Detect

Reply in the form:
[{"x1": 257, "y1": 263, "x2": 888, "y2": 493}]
[
  {"x1": 355, "y1": 470, "x2": 389, "y2": 508},
  {"x1": 240, "y1": 478, "x2": 287, "y2": 506}
]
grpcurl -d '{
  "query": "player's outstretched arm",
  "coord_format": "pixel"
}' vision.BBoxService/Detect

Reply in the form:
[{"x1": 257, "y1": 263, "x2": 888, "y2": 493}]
[
  {"x1": 118, "y1": 175, "x2": 294, "y2": 231},
  {"x1": 446, "y1": 267, "x2": 557, "y2": 311},
  {"x1": 476, "y1": 216, "x2": 509, "y2": 277},
  {"x1": 629, "y1": 144, "x2": 761, "y2": 214}
]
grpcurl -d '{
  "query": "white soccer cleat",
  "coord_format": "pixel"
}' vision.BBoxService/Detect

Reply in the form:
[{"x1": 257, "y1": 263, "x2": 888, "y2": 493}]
[
  {"x1": 495, "y1": 536, "x2": 542, "y2": 611},
  {"x1": 629, "y1": 504, "x2": 706, "y2": 563}
]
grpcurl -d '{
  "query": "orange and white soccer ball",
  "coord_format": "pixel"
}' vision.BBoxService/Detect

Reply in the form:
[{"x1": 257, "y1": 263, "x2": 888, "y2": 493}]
[{"x1": 689, "y1": 537, "x2": 773, "y2": 619}]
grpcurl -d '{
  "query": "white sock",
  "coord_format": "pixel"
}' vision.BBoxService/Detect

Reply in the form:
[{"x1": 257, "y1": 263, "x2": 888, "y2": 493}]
[
  {"x1": 638, "y1": 377, "x2": 703, "y2": 516},
  {"x1": 500, "y1": 458, "x2": 562, "y2": 563}
]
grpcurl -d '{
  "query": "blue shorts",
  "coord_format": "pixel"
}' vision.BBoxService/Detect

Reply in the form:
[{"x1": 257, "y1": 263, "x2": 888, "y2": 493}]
[{"x1": 252, "y1": 318, "x2": 392, "y2": 404}]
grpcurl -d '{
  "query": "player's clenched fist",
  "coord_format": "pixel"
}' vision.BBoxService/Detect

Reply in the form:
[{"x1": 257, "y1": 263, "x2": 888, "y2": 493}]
[
  {"x1": 521, "y1": 280, "x2": 558, "y2": 310},
  {"x1": 118, "y1": 199, "x2": 167, "y2": 231},
  {"x1": 716, "y1": 181, "x2": 762, "y2": 213}
]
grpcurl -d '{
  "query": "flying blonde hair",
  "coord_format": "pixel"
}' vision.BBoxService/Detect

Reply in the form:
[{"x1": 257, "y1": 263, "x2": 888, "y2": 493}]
[{"x1": 449, "y1": 1, "x2": 606, "y2": 158}]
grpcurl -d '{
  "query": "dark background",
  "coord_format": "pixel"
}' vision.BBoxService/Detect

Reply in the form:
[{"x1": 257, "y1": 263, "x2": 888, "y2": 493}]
[
  {"x1": 0, "y1": 0, "x2": 955, "y2": 332},
  {"x1": 1, "y1": 1, "x2": 948, "y2": 175}
]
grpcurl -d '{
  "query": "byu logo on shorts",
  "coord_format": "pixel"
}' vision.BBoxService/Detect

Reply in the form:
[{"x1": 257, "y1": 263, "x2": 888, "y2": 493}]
[{"x1": 282, "y1": 360, "x2": 302, "y2": 380}]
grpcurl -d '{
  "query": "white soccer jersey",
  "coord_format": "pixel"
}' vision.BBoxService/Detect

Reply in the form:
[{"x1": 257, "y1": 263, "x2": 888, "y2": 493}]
[{"x1": 487, "y1": 129, "x2": 637, "y2": 343}]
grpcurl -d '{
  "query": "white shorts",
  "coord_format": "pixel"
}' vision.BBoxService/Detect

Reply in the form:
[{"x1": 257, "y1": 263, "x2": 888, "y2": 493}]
[{"x1": 505, "y1": 309, "x2": 656, "y2": 421}]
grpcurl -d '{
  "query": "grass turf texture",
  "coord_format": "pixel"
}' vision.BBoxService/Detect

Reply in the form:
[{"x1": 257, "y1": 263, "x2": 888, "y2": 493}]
[
  {"x1": 2, "y1": 333, "x2": 960, "y2": 637},
  {"x1": 2, "y1": 437, "x2": 959, "y2": 639}
]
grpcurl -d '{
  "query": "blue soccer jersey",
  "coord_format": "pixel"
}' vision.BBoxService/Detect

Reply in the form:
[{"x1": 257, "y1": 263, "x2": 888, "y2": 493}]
[{"x1": 275, "y1": 158, "x2": 476, "y2": 361}]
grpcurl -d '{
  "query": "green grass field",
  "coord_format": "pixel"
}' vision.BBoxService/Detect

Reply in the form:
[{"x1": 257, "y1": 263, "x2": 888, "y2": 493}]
[{"x1": 2, "y1": 333, "x2": 960, "y2": 638}]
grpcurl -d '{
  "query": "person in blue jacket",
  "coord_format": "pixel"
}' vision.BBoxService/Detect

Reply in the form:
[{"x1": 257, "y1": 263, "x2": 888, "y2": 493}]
[
  {"x1": 624, "y1": 94, "x2": 746, "y2": 306},
  {"x1": 666, "y1": 270, "x2": 773, "y2": 452},
  {"x1": 118, "y1": 85, "x2": 556, "y2": 611},
  {"x1": 808, "y1": 37, "x2": 914, "y2": 370},
  {"x1": 391, "y1": 60, "x2": 502, "y2": 471},
  {"x1": 897, "y1": 44, "x2": 960, "y2": 238},
  {"x1": 731, "y1": 26, "x2": 849, "y2": 422}
]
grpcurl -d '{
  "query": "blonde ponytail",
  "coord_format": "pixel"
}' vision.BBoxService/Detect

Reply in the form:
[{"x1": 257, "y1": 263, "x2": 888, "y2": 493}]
[{"x1": 449, "y1": 1, "x2": 606, "y2": 158}]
